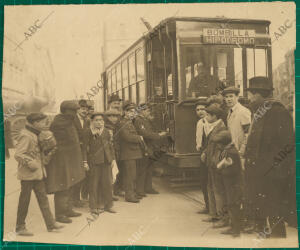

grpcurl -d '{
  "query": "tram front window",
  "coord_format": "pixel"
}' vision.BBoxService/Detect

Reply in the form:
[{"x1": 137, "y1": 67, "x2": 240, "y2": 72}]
[{"x1": 182, "y1": 46, "x2": 223, "y2": 99}]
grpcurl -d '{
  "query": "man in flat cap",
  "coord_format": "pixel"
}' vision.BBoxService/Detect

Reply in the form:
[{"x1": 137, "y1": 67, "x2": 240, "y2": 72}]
[
  {"x1": 133, "y1": 103, "x2": 168, "y2": 196},
  {"x1": 116, "y1": 101, "x2": 143, "y2": 203},
  {"x1": 14, "y1": 112, "x2": 64, "y2": 236},
  {"x1": 223, "y1": 87, "x2": 251, "y2": 157},
  {"x1": 46, "y1": 101, "x2": 86, "y2": 224},
  {"x1": 244, "y1": 76, "x2": 295, "y2": 237},
  {"x1": 222, "y1": 86, "x2": 251, "y2": 229},
  {"x1": 72, "y1": 99, "x2": 91, "y2": 207}
]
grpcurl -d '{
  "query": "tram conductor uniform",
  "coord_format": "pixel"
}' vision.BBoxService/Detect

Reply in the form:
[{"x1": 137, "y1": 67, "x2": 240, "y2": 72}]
[
  {"x1": 133, "y1": 103, "x2": 167, "y2": 196},
  {"x1": 118, "y1": 101, "x2": 143, "y2": 203}
]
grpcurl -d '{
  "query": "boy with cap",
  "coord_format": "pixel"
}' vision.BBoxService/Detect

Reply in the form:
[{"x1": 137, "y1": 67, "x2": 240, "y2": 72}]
[
  {"x1": 117, "y1": 101, "x2": 143, "y2": 203},
  {"x1": 46, "y1": 101, "x2": 86, "y2": 224},
  {"x1": 201, "y1": 104, "x2": 228, "y2": 226},
  {"x1": 104, "y1": 109, "x2": 122, "y2": 200},
  {"x1": 195, "y1": 97, "x2": 210, "y2": 214},
  {"x1": 15, "y1": 113, "x2": 64, "y2": 236},
  {"x1": 83, "y1": 112, "x2": 117, "y2": 215}
]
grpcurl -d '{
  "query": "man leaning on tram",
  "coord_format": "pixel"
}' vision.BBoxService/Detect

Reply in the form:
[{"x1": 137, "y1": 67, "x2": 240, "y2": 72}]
[{"x1": 133, "y1": 102, "x2": 168, "y2": 197}]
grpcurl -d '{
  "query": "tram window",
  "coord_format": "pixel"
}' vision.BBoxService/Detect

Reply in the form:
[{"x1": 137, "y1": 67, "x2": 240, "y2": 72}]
[
  {"x1": 246, "y1": 48, "x2": 268, "y2": 88},
  {"x1": 234, "y1": 48, "x2": 243, "y2": 95},
  {"x1": 122, "y1": 60, "x2": 129, "y2": 87},
  {"x1": 255, "y1": 49, "x2": 267, "y2": 76},
  {"x1": 217, "y1": 53, "x2": 227, "y2": 81},
  {"x1": 185, "y1": 66, "x2": 192, "y2": 89},
  {"x1": 116, "y1": 64, "x2": 122, "y2": 90},
  {"x1": 167, "y1": 74, "x2": 173, "y2": 96},
  {"x1": 136, "y1": 49, "x2": 144, "y2": 81},
  {"x1": 131, "y1": 84, "x2": 137, "y2": 103},
  {"x1": 139, "y1": 81, "x2": 146, "y2": 104},
  {"x1": 112, "y1": 68, "x2": 117, "y2": 93},
  {"x1": 129, "y1": 54, "x2": 136, "y2": 84},
  {"x1": 247, "y1": 49, "x2": 255, "y2": 87},
  {"x1": 107, "y1": 71, "x2": 112, "y2": 94},
  {"x1": 123, "y1": 87, "x2": 129, "y2": 101},
  {"x1": 182, "y1": 46, "x2": 218, "y2": 98}
]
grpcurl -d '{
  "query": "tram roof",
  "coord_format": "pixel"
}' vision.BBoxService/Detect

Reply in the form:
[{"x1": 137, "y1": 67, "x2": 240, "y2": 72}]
[{"x1": 104, "y1": 16, "x2": 270, "y2": 70}]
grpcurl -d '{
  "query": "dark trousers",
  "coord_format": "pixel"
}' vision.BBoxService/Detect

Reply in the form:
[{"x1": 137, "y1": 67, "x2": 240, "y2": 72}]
[
  {"x1": 136, "y1": 157, "x2": 155, "y2": 194},
  {"x1": 223, "y1": 177, "x2": 242, "y2": 233},
  {"x1": 71, "y1": 172, "x2": 90, "y2": 202},
  {"x1": 16, "y1": 180, "x2": 55, "y2": 231},
  {"x1": 54, "y1": 188, "x2": 72, "y2": 219},
  {"x1": 81, "y1": 170, "x2": 90, "y2": 199},
  {"x1": 199, "y1": 164, "x2": 209, "y2": 210},
  {"x1": 89, "y1": 164, "x2": 113, "y2": 210},
  {"x1": 114, "y1": 160, "x2": 124, "y2": 194},
  {"x1": 123, "y1": 160, "x2": 137, "y2": 200},
  {"x1": 71, "y1": 181, "x2": 81, "y2": 202}
]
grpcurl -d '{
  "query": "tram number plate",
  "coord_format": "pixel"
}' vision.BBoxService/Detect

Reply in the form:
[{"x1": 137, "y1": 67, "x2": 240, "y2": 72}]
[{"x1": 203, "y1": 28, "x2": 256, "y2": 45}]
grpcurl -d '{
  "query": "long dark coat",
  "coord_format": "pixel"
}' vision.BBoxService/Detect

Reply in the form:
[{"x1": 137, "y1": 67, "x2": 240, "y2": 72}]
[
  {"x1": 244, "y1": 99, "x2": 295, "y2": 220},
  {"x1": 73, "y1": 115, "x2": 90, "y2": 145},
  {"x1": 45, "y1": 113, "x2": 85, "y2": 194}
]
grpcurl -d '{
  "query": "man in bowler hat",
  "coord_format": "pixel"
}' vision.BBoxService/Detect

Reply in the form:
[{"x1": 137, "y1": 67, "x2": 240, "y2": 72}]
[{"x1": 244, "y1": 76, "x2": 295, "y2": 237}]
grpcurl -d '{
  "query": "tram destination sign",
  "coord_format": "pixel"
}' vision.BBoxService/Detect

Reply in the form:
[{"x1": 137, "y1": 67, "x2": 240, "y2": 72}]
[{"x1": 203, "y1": 28, "x2": 256, "y2": 45}]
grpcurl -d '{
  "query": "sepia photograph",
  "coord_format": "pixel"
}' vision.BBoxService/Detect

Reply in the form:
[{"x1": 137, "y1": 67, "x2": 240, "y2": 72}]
[{"x1": 2, "y1": 1, "x2": 297, "y2": 248}]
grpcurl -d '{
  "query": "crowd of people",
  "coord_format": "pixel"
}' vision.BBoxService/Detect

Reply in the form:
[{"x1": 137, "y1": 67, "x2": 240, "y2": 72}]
[
  {"x1": 13, "y1": 92, "x2": 168, "y2": 236},
  {"x1": 12, "y1": 75, "x2": 296, "y2": 239},
  {"x1": 195, "y1": 76, "x2": 296, "y2": 238}
]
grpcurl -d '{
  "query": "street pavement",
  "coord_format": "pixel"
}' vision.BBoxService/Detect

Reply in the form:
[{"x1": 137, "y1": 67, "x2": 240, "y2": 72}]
[{"x1": 3, "y1": 150, "x2": 299, "y2": 248}]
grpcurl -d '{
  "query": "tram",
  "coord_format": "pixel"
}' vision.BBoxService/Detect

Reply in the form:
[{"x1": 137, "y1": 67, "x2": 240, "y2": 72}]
[{"x1": 101, "y1": 17, "x2": 272, "y2": 186}]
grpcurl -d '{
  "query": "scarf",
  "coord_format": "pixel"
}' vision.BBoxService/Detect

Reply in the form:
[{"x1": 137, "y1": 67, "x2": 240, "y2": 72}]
[
  {"x1": 206, "y1": 119, "x2": 222, "y2": 136},
  {"x1": 90, "y1": 123, "x2": 104, "y2": 138},
  {"x1": 25, "y1": 124, "x2": 41, "y2": 136}
]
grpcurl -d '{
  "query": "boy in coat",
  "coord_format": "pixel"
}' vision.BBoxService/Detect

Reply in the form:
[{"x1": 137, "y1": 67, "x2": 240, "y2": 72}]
[
  {"x1": 15, "y1": 113, "x2": 64, "y2": 236},
  {"x1": 83, "y1": 112, "x2": 117, "y2": 215},
  {"x1": 216, "y1": 131, "x2": 243, "y2": 237},
  {"x1": 201, "y1": 104, "x2": 228, "y2": 225}
]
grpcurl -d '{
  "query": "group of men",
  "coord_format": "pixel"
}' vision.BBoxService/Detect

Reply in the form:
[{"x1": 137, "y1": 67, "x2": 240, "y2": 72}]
[
  {"x1": 13, "y1": 93, "x2": 167, "y2": 236},
  {"x1": 195, "y1": 76, "x2": 296, "y2": 238}
]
